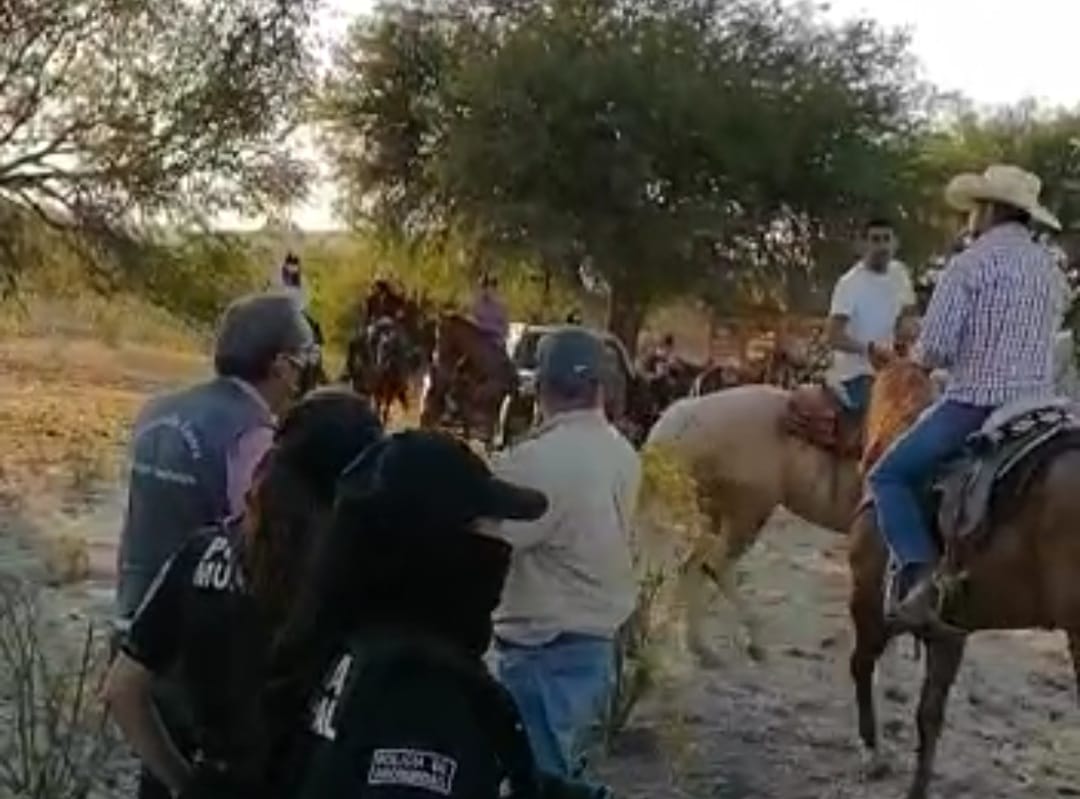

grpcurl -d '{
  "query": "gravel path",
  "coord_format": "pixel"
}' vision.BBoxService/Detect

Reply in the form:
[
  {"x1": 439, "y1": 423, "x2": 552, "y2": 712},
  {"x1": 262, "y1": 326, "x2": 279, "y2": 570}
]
[{"x1": 598, "y1": 511, "x2": 1080, "y2": 798}]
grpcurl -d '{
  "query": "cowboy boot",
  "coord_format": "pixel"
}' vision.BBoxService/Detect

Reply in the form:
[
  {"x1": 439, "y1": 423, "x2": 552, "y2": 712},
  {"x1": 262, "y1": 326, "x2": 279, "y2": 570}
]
[{"x1": 892, "y1": 571, "x2": 965, "y2": 637}]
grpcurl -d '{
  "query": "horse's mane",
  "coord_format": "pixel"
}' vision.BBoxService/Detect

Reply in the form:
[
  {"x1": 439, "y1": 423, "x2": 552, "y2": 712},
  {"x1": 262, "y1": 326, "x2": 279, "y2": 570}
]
[{"x1": 860, "y1": 360, "x2": 936, "y2": 475}]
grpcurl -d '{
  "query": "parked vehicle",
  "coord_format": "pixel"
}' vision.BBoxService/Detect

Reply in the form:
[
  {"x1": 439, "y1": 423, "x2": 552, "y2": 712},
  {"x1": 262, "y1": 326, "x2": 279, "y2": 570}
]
[{"x1": 497, "y1": 324, "x2": 641, "y2": 448}]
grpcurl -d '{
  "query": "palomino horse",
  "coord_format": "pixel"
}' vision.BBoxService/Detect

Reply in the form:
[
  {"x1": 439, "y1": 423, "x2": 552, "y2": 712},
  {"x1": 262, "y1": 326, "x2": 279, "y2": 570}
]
[
  {"x1": 647, "y1": 337, "x2": 1080, "y2": 664},
  {"x1": 646, "y1": 381, "x2": 865, "y2": 661},
  {"x1": 420, "y1": 313, "x2": 517, "y2": 445},
  {"x1": 849, "y1": 360, "x2": 1080, "y2": 799}
]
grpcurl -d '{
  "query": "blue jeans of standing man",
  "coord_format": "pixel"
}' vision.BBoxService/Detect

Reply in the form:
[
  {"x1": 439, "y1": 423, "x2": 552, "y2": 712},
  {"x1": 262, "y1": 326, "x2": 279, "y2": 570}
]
[
  {"x1": 491, "y1": 634, "x2": 615, "y2": 779},
  {"x1": 867, "y1": 399, "x2": 993, "y2": 568}
]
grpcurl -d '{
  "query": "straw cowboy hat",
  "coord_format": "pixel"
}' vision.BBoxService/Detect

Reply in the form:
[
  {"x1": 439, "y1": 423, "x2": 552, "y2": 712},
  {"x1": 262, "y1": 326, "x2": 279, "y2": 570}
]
[{"x1": 945, "y1": 163, "x2": 1061, "y2": 231}]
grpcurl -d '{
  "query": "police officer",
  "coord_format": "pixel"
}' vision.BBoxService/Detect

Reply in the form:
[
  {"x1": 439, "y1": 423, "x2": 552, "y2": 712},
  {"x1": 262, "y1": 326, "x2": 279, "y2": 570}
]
[
  {"x1": 266, "y1": 431, "x2": 607, "y2": 799},
  {"x1": 106, "y1": 388, "x2": 383, "y2": 799}
]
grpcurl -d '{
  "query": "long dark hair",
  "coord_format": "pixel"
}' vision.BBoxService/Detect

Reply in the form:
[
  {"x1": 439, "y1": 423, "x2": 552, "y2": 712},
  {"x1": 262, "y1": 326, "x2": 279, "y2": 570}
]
[
  {"x1": 243, "y1": 388, "x2": 383, "y2": 629},
  {"x1": 263, "y1": 443, "x2": 511, "y2": 774}
]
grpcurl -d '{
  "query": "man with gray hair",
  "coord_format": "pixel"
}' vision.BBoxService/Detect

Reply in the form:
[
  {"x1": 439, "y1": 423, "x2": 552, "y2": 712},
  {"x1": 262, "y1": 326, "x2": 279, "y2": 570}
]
[
  {"x1": 490, "y1": 327, "x2": 641, "y2": 790},
  {"x1": 116, "y1": 292, "x2": 315, "y2": 799},
  {"x1": 117, "y1": 292, "x2": 316, "y2": 621}
]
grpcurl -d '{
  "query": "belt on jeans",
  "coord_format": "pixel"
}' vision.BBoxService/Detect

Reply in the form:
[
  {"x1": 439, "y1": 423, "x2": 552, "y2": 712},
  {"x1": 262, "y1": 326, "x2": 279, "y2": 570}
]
[{"x1": 494, "y1": 632, "x2": 612, "y2": 650}]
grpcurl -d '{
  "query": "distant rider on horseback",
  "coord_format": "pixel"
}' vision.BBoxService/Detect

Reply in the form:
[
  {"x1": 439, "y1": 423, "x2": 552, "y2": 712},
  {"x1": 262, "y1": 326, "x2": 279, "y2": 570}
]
[
  {"x1": 825, "y1": 217, "x2": 916, "y2": 414},
  {"x1": 275, "y1": 252, "x2": 326, "y2": 390},
  {"x1": 470, "y1": 273, "x2": 509, "y2": 352},
  {"x1": 642, "y1": 333, "x2": 677, "y2": 379},
  {"x1": 365, "y1": 276, "x2": 404, "y2": 326},
  {"x1": 868, "y1": 165, "x2": 1069, "y2": 631}
]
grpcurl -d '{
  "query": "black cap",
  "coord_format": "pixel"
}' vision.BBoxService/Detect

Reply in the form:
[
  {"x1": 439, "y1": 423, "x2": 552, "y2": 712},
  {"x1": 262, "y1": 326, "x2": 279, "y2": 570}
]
[
  {"x1": 341, "y1": 430, "x2": 547, "y2": 526},
  {"x1": 275, "y1": 388, "x2": 384, "y2": 500}
]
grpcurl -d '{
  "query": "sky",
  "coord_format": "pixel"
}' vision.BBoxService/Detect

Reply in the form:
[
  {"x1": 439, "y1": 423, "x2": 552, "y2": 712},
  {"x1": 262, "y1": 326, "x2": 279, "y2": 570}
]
[{"x1": 277, "y1": 0, "x2": 1080, "y2": 231}]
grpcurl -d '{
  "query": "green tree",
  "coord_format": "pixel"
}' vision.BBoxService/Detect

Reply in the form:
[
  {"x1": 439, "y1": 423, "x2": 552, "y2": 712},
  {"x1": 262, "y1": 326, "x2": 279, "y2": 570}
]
[
  {"x1": 0, "y1": 0, "x2": 317, "y2": 284},
  {"x1": 914, "y1": 102, "x2": 1080, "y2": 233},
  {"x1": 324, "y1": 0, "x2": 922, "y2": 346}
]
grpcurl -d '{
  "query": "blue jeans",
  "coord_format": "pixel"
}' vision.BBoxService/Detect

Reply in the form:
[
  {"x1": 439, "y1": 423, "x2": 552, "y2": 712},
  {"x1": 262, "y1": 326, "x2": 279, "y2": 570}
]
[
  {"x1": 839, "y1": 374, "x2": 874, "y2": 413},
  {"x1": 868, "y1": 399, "x2": 992, "y2": 567},
  {"x1": 491, "y1": 634, "x2": 615, "y2": 778}
]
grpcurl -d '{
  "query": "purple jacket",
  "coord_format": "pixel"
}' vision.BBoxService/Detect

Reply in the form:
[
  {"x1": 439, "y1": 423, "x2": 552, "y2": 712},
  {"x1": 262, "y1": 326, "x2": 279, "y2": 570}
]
[{"x1": 471, "y1": 292, "x2": 509, "y2": 343}]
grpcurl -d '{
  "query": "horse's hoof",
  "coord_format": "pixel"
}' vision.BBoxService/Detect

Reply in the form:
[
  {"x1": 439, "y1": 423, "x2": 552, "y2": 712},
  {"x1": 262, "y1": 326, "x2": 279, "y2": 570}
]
[
  {"x1": 689, "y1": 642, "x2": 724, "y2": 670},
  {"x1": 858, "y1": 745, "x2": 891, "y2": 781},
  {"x1": 746, "y1": 641, "x2": 767, "y2": 662}
]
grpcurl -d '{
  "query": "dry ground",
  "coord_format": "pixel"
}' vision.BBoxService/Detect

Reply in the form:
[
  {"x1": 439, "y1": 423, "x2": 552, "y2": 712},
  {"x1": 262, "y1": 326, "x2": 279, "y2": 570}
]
[{"x1": 1, "y1": 338, "x2": 1079, "y2": 798}]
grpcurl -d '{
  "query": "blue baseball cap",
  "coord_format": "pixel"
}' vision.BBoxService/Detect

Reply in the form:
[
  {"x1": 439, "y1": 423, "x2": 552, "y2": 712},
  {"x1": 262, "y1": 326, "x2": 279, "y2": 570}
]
[{"x1": 536, "y1": 327, "x2": 606, "y2": 391}]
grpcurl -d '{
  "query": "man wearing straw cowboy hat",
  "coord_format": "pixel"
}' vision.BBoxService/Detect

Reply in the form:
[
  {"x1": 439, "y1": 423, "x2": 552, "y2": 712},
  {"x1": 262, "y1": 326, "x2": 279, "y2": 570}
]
[{"x1": 868, "y1": 164, "x2": 1070, "y2": 632}]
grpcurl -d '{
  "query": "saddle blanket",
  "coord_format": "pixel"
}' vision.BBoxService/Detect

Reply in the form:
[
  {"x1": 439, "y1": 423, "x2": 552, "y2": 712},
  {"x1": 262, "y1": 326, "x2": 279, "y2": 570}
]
[{"x1": 935, "y1": 400, "x2": 1080, "y2": 545}]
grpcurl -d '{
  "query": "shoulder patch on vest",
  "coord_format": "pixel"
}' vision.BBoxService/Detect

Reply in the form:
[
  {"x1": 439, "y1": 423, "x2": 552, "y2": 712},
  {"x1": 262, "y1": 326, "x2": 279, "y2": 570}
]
[{"x1": 367, "y1": 748, "x2": 457, "y2": 796}]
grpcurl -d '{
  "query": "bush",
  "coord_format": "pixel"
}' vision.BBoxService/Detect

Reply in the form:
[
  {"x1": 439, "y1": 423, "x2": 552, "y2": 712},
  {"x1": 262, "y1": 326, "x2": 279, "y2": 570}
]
[
  {"x1": 128, "y1": 235, "x2": 264, "y2": 328},
  {"x1": 0, "y1": 576, "x2": 122, "y2": 798}
]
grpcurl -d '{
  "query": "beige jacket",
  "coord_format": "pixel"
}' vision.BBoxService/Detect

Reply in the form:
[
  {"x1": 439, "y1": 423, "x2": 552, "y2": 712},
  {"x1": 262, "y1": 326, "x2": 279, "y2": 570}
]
[{"x1": 491, "y1": 409, "x2": 641, "y2": 645}]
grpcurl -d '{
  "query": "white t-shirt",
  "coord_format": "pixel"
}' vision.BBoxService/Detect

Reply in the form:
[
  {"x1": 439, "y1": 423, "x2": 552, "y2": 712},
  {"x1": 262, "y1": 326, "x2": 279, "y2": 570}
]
[{"x1": 827, "y1": 260, "x2": 915, "y2": 382}]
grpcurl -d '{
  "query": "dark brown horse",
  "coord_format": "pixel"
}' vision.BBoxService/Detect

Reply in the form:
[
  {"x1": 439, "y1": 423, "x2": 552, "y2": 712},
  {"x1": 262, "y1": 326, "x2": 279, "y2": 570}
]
[
  {"x1": 849, "y1": 360, "x2": 1080, "y2": 799},
  {"x1": 689, "y1": 361, "x2": 756, "y2": 397},
  {"x1": 420, "y1": 313, "x2": 517, "y2": 445},
  {"x1": 346, "y1": 318, "x2": 414, "y2": 423},
  {"x1": 344, "y1": 284, "x2": 436, "y2": 421}
]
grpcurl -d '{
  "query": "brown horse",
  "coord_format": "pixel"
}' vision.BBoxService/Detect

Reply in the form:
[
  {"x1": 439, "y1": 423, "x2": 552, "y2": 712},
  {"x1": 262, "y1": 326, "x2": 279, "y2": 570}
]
[
  {"x1": 357, "y1": 318, "x2": 414, "y2": 423},
  {"x1": 420, "y1": 313, "x2": 517, "y2": 445},
  {"x1": 645, "y1": 382, "x2": 864, "y2": 661},
  {"x1": 848, "y1": 360, "x2": 1080, "y2": 799},
  {"x1": 689, "y1": 362, "x2": 758, "y2": 396}
]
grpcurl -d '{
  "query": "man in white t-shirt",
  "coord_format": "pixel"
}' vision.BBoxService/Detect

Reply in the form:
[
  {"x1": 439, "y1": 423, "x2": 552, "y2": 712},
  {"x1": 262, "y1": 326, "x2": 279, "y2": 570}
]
[{"x1": 826, "y1": 218, "x2": 916, "y2": 413}]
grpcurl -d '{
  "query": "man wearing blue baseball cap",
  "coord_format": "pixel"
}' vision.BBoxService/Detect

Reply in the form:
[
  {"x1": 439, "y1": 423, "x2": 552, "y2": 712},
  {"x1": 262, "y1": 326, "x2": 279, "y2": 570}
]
[{"x1": 489, "y1": 327, "x2": 641, "y2": 789}]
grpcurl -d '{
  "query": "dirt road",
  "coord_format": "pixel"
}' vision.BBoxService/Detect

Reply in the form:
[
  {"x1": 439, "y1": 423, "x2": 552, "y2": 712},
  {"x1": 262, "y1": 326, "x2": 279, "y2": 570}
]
[
  {"x1": 598, "y1": 511, "x2": 1080, "y2": 798},
  {"x1": 2, "y1": 339, "x2": 1078, "y2": 798}
]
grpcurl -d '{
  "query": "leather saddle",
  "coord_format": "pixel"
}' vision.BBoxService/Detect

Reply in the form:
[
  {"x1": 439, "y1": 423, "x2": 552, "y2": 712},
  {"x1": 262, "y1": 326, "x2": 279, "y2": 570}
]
[
  {"x1": 782, "y1": 383, "x2": 864, "y2": 458},
  {"x1": 932, "y1": 399, "x2": 1080, "y2": 553}
]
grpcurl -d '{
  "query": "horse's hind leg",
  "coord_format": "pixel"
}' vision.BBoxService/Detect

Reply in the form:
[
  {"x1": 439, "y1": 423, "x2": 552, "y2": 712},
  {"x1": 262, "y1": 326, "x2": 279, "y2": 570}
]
[
  {"x1": 679, "y1": 535, "x2": 728, "y2": 668},
  {"x1": 907, "y1": 635, "x2": 966, "y2": 799},
  {"x1": 1067, "y1": 631, "x2": 1080, "y2": 705},
  {"x1": 681, "y1": 494, "x2": 772, "y2": 665}
]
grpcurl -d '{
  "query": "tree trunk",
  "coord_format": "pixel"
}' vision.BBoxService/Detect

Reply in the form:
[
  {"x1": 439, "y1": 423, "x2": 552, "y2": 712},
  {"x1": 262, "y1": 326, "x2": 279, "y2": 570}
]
[{"x1": 607, "y1": 284, "x2": 646, "y2": 355}]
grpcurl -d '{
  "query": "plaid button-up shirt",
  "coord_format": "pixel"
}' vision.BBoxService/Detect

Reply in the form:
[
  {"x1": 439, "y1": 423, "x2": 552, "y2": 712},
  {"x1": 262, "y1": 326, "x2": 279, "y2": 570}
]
[{"x1": 916, "y1": 222, "x2": 1068, "y2": 407}]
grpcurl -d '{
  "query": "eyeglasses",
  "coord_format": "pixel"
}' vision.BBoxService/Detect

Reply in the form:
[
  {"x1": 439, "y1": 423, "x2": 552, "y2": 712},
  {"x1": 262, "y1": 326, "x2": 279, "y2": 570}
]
[
  {"x1": 284, "y1": 346, "x2": 320, "y2": 370},
  {"x1": 867, "y1": 233, "x2": 893, "y2": 244}
]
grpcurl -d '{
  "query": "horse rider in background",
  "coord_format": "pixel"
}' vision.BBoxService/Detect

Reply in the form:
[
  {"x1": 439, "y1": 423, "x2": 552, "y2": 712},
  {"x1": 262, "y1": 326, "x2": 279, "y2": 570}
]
[
  {"x1": 825, "y1": 217, "x2": 917, "y2": 415},
  {"x1": 471, "y1": 273, "x2": 510, "y2": 352}
]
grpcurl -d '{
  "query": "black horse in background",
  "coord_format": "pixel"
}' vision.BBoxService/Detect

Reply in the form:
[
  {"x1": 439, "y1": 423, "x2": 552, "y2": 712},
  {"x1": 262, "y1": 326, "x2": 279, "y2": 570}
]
[
  {"x1": 300, "y1": 310, "x2": 329, "y2": 394},
  {"x1": 344, "y1": 316, "x2": 420, "y2": 422}
]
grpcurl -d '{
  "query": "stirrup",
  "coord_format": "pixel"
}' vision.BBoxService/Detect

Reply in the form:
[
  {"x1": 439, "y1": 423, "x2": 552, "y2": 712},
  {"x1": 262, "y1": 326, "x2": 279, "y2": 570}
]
[{"x1": 890, "y1": 572, "x2": 967, "y2": 639}]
